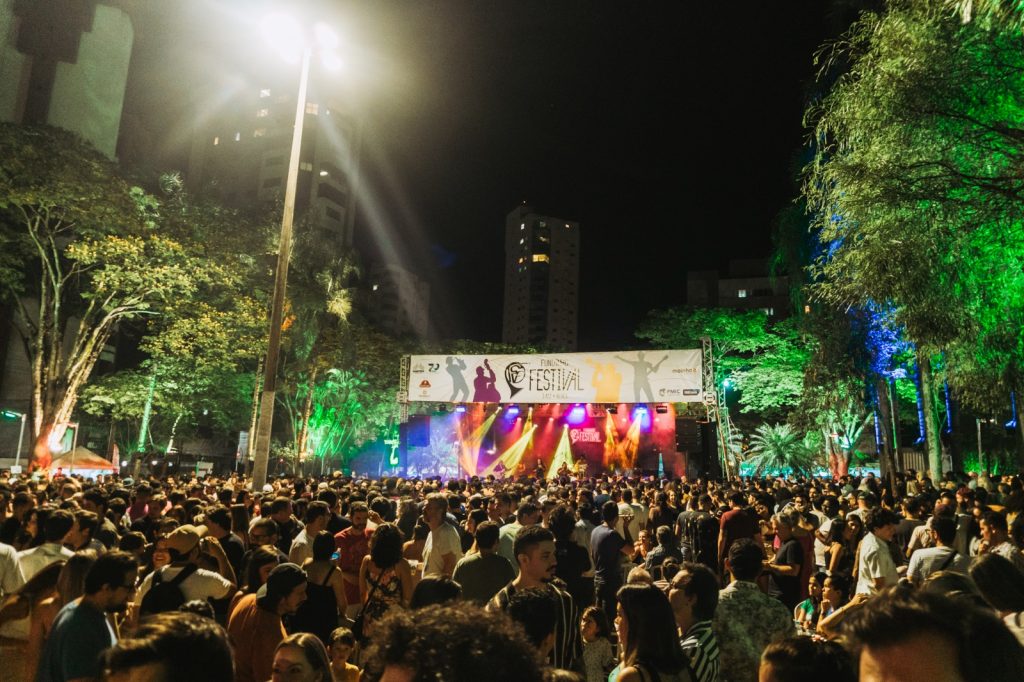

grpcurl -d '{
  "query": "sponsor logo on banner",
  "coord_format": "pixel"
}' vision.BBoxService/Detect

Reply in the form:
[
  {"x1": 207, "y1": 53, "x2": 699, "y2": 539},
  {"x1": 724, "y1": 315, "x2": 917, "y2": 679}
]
[
  {"x1": 406, "y1": 350, "x2": 703, "y2": 404},
  {"x1": 569, "y1": 428, "x2": 602, "y2": 444},
  {"x1": 505, "y1": 362, "x2": 526, "y2": 397}
]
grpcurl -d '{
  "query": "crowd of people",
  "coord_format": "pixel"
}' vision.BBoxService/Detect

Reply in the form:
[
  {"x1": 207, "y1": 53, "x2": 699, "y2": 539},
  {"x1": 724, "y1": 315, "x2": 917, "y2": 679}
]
[{"x1": 1, "y1": 465, "x2": 1024, "y2": 681}]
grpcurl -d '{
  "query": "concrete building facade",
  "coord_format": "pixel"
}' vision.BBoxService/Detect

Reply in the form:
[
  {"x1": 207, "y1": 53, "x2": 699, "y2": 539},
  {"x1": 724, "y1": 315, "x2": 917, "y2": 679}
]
[
  {"x1": 502, "y1": 204, "x2": 579, "y2": 350},
  {"x1": 186, "y1": 78, "x2": 361, "y2": 248},
  {"x1": 687, "y1": 259, "x2": 791, "y2": 318},
  {"x1": 364, "y1": 263, "x2": 430, "y2": 339}
]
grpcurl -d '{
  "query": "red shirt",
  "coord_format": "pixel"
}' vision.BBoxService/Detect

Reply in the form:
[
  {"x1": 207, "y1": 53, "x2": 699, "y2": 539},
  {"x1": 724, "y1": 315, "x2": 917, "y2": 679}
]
[
  {"x1": 335, "y1": 526, "x2": 373, "y2": 604},
  {"x1": 719, "y1": 508, "x2": 759, "y2": 559}
]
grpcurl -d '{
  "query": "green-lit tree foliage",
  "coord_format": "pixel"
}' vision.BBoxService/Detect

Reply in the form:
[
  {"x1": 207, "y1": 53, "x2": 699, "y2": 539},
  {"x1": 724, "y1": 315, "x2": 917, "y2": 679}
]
[
  {"x1": 743, "y1": 423, "x2": 820, "y2": 477},
  {"x1": 0, "y1": 125, "x2": 207, "y2": 468},
  {"x1": 805, "y1": 0, "x2": 1024, "y2": 467},
  {"x1": 636, "y1": 307, "x2": 810, "y2": 421},
  {"x1": 76, "y1": 175, "x2": 273, "y2": 466}
]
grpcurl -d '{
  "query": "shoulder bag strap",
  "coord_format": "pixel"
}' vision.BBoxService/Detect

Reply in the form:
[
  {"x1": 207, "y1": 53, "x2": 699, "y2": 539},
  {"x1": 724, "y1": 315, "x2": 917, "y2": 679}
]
[
  {"x1": 321, "y1": 566, "x2": 335, "y2": 586},
  {"x1": 166, "y1": 563, "x2": 199, "y2": 587},
  {"x1": 937, "y1": 548, "x2": 959, "y2": 572}
]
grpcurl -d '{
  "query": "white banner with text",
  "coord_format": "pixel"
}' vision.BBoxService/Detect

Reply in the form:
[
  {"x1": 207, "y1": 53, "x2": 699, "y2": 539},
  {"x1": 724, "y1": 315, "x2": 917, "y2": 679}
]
[{"x1": 406, "y1": 350, "x2": 702, "y2": 404}]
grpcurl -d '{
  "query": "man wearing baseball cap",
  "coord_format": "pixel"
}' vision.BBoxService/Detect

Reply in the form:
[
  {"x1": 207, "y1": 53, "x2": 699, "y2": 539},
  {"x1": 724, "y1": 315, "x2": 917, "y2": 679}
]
[
  {"x1": 133, "y1": 524, "x2": 236, "y2": 618},
  {"x1": 228, "y1": 562, "x2": 308, "y2": 682}
]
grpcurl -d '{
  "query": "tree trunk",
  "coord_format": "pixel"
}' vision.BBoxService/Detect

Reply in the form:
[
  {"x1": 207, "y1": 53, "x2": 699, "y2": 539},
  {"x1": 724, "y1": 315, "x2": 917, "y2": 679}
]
[
  {"x1": 875, "y1": 377, "x2": 898, "y2": 497},
  {"x1": 918, "y1": 349, "x2": 943, "y2": 479},
  {"x1": 1015, "y1": 385, "x2": 1024, "y2": 472},
  {"x1": 243, "y1": 358, "x2": 263, "y2": 477},
  {"x1": 295, "y1": 367, "x2": 318, "y2": 475}
]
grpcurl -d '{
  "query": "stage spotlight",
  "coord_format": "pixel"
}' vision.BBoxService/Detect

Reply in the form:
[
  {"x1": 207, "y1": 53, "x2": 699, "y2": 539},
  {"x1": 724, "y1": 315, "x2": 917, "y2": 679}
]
[
  {"x1": 455, "y1": 404, "x2": 467, "y2": 413},
  {"x1": 567, "y1": 404, "x2": 587, "y2": 425},
  {"x1": 655, "y1": 404, "x2": 669, "y2": 414},
  {"x1": 505, "y1": 404, "x2": 520, "y2": 419},
  {"x1": 436, "y1": 404, "x2": 448, "y2": 414}
]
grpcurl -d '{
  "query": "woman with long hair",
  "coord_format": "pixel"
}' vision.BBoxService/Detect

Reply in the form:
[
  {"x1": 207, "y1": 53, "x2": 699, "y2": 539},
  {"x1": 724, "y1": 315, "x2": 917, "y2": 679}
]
[
  {"x1": 358, "y1": 523, "x2": 413, "y2": 641},
  {"x1": 614, "y1": 583, "x2": 692, "y2": 681},
  {"x1": 228, "y1": 546, "x2": 280, "y2": 615},
  {"x1": 824, "y1": 518, "x2": 855, "y2": 576},
  {"x1": 26, "y1": 550, "x2": 98, "y2": 680},
  {"x1": 969, "y1": 553, "x2": 1024, "y2": 616},
  {"x1": 290, "y1": 531, "x2": 347, "y2": 644},
  {"x1": 0, "y1": 558, "x2": 65, "y2": 681},
  {"x1": 271, "y1": 632, "x2": 332, "y2": 682}
]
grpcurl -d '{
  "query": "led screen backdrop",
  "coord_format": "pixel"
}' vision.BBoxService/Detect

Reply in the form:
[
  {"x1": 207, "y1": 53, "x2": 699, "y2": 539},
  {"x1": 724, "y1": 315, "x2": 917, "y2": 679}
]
[{"x1": 406, "y1": 350, "x2": 703, "y2": 404}]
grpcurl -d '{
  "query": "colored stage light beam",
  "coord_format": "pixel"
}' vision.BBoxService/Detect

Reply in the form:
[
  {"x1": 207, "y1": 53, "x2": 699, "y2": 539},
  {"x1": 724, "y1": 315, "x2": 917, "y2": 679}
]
[
  {"x1": 619, "y1": 414, "x2": 642, "y2": 469},
  {"x1": 546, "y1": 425, "x2": 574, "y2": 479},
  {"x1": 603, "y1": 411, "x2": 619, "y2": 470},
  {"x1": 482, "y1": 425, "x2": 536, "y2": 477},
  {"x1": 457, "y1": 410, "x2": 497, "y2": 477}
]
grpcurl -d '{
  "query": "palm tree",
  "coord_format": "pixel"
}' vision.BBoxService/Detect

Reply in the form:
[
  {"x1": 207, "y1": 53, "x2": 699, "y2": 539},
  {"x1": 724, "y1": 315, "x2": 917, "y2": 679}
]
[{"x1": 745, "y1": 424, "x2": 818, "y2": 477}]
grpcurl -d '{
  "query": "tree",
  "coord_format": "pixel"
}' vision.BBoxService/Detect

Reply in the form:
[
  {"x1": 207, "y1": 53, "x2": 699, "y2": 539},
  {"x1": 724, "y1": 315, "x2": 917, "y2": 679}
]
[
  {"x1": 0, "y1": 125, "x2": 204, "y2": 468},
  {"x1": 636, "y1": 307, "x2": 810, "y2": 420},
  {"x1": 804, "y1": 1, "x2": 1024, "y2": 467},
  {"x1": 743, "y1": 423, "x2": 819, "y2": 477}
]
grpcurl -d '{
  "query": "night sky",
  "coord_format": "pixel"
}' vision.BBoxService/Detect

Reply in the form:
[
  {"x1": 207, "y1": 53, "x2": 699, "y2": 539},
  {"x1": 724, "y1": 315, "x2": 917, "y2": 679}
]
[{"x1": 123, "y1": 1, "x2": 853, "y2": 349}]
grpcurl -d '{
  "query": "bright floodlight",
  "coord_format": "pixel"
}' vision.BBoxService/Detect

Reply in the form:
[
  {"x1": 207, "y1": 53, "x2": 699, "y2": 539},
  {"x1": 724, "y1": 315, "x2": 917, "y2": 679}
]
[
  {"x1": 261, "y1": 11, "x2": 305, "y2": 63},
  {"x1": 314, "y1": 22, "x2": 339, "y2": 49},
  {"x1": 321, "y1": 51, "x2": 343, "y2": 72}
]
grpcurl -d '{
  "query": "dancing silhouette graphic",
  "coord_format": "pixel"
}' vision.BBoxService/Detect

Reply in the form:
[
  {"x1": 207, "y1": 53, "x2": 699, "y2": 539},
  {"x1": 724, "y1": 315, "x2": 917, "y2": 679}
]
[
  {"x1": 614, "y1": 351, "x2": 668, "y2": 402},
  {"x1": 446, "y1": 357, "x2": 469, "y2": 402}
]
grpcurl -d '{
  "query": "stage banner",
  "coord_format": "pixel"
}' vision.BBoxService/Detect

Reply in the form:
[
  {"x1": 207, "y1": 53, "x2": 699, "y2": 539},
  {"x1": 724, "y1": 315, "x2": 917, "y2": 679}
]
[{"x1": 406, "y1": 350, "x2": 702, "y2": 404}]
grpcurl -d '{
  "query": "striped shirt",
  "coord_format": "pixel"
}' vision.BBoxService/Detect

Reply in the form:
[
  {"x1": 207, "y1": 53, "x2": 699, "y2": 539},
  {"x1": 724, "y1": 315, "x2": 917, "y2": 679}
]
[
  {"x1": 489, "y1": 580, "x2": 581, "y2": 671},
  {"x1": 681, "y1": 620, "x2": 720, "y2": 682}
]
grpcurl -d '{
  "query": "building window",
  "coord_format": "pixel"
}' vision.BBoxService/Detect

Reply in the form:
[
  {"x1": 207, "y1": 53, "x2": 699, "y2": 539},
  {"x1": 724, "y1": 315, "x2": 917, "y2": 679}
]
[
  {"x1": 300, "y1": 161, "x2": 313, "y2": 171},
  {"x1": 325, "y1": 207, "x2": 341, "y2": 221},
  {"x1": 737, "y1": 289, "x2": 748, "y2": 298},
  {"x1": 253, "y1": 128, "x2": 267, "y2": 137},
  {"x1": 257, "y1": 108, "x2": 269, "y2": 118},
  {"x1": 520, "y1": 223, "x2": 525, "y2": 230},
  {"x1": 305, "y1": 102, "x2": 319, "y2": 115},
  {"x1": 804, "y1": 305, "x2": 811, "y2": 314},
  {"x1": 519, "y1": 238, "x2": 524, "y2": 245},
  {"x1": 260, "y1": 88, "x2": 271, "y2": 98},
  {"x1": 532, "y1": 254, "x2": 549, "y2": 263},
  {"x1": 213, "y1": 136, "x2": 219, "y2": 146},
  {"x1": 762, "y1": 307, "x2": 775, "y2": 316},
  {"x1": 234, "y1": 132, "x2": 241, "y2": 142},
  {"x1": 372, "y1": 284, "x2": 379, "y2": 291}
]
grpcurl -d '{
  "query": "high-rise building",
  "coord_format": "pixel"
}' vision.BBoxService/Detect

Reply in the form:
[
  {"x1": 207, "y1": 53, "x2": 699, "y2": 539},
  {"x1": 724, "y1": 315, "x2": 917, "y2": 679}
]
[
  {"x1": 502, "y1": 204, "x2": 579, "y2": 350},
  {"x1": 186, "y1": 77, "x2": 361, "y2": 247},
  {"x1": 687, "y1": 259, "x2": 791, "y2": 318},
  {"x1": 364, "y1": 263, "x2": 431, "y2": 339},
  {"x1": 0, "y1": 0, "x2": 134, "y2": 158}
]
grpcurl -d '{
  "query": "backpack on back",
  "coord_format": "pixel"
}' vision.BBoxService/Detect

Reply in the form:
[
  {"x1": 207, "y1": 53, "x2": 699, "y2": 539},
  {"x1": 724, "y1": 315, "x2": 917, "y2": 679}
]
[{"x1": 139, "y1": 563, "x2": 198, "y2": 616}]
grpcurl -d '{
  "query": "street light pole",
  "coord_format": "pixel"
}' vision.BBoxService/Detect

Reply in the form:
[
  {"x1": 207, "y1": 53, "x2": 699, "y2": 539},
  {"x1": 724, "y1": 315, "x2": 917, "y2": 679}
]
[{"x1": 251, "y1": 46, "x2": 313, "y2": 491}]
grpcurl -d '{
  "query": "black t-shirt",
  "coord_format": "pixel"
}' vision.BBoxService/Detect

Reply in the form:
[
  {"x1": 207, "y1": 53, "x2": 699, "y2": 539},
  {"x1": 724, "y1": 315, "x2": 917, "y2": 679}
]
[
  {"x1": 772, "y1": 538, "x2": 803, "y2": 610},
  {"x1": 591, "y1": 525, "x2": 625, "y2": 585},
  {"x1": 218, "y1": 532, "x2": 246, "y2": 579}
]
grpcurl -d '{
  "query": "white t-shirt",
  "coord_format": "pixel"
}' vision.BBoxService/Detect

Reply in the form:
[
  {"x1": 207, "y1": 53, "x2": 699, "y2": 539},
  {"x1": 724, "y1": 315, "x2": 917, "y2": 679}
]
[
  {"x1": 856, "y1": 532, "x2": 898, "y2": 595},
  {"x1": 289, "y1": 528, "x2": 314, "y2": 566},
  {"x1": 135, "y1": 564, "x2": 234, "y2": 608},
  {"x1": 422, "y1": 522, "x2": 464, "y2": 578}
]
